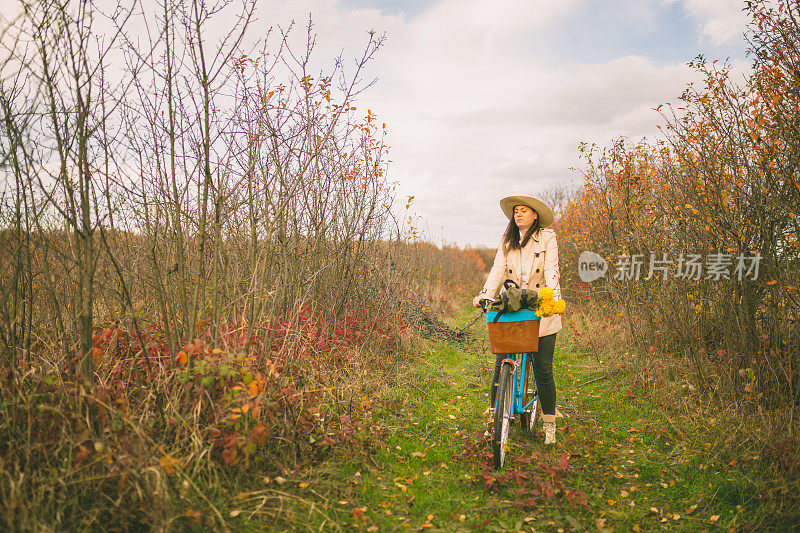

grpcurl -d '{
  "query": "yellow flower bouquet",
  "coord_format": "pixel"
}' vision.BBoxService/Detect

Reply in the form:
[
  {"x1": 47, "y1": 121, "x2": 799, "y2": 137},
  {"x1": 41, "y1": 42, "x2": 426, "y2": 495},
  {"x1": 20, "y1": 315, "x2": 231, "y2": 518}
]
[{"x1": 533, "y1": 286, "x2": 566, "y2": 317}]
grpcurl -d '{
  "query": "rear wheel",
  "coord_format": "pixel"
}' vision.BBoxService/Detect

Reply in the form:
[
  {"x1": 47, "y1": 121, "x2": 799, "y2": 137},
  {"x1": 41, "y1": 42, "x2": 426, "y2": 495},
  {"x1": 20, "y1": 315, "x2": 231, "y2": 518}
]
[
  {"x1": 520, "y1": 355, "x2": 539, "y2": 431},
  {"x1": 492, "y1": 364, "x2": 513, "y2": 470}
]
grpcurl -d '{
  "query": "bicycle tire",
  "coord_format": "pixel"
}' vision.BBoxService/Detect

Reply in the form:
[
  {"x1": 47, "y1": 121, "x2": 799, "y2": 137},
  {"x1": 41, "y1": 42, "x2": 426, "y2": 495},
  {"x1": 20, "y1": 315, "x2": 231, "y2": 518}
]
[
  {"x1": 520, "y1": 355, "x2": 539, "y2": 431},
  {"x1": 493, "y1": 363, "x2": 513, "y2": 470}
]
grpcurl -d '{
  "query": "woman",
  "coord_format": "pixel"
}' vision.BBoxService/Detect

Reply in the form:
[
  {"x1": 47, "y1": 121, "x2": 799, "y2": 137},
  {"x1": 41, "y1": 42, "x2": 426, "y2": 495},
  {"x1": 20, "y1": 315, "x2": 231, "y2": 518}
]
[{"x1": 473, "y1": 194, "x2": 563, "y2": 445}]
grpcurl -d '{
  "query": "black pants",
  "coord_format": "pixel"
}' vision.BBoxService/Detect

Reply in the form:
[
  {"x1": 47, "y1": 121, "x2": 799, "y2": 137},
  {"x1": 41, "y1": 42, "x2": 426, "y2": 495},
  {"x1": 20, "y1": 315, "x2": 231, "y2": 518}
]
[{"x1": 490, "y1": 333, "x2": 557, "y2": 415}]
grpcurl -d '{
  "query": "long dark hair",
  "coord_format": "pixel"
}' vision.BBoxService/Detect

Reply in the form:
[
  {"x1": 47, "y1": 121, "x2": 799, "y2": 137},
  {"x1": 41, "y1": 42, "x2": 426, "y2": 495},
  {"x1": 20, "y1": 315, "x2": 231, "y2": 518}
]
[{"x1": 503, "y1": 211, "x2": 541, "y2": 253}]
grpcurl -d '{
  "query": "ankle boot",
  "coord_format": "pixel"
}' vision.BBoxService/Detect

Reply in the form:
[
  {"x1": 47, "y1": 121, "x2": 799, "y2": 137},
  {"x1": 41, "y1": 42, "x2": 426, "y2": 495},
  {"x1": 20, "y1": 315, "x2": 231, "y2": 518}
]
[{"x1": 542, "y1": 414, "x2": 556, "y2": 445}]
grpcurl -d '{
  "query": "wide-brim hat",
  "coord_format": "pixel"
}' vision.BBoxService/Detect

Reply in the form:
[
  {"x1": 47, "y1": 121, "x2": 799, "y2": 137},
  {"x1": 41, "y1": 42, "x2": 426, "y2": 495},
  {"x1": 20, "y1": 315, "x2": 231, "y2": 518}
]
[{"x1": 500, "y1": 195, "x2": 555, "y2": 228}]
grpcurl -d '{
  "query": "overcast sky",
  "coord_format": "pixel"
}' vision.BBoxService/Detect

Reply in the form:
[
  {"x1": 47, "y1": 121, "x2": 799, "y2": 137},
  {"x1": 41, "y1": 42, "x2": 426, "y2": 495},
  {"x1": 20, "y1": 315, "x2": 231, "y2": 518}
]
[
  {"x1": 248, "y1": 0, "x2": 750, "y2": 247},
  {"x1": 2, "y1": 0, "x2": 752, "y2": 247}
]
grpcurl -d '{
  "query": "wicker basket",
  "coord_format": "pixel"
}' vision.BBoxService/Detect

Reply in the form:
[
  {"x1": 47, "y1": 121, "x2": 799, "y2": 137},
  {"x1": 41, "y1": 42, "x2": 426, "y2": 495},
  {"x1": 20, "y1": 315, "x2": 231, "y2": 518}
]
[{"x1": 486, "y1": 310, "x2": 540, "y2": 354}]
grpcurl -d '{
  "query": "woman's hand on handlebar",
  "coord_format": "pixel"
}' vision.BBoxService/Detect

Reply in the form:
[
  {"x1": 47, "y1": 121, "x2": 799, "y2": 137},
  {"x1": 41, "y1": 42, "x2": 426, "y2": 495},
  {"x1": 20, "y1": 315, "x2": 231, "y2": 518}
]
[{"x1": 473, "y1": 295, "x2": 494, "y2": 310}]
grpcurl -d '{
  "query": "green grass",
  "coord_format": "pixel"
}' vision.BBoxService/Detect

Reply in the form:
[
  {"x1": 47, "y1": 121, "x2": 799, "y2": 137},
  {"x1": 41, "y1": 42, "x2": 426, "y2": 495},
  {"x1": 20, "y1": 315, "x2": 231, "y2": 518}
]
[{"x1": 216, "y1": 304, "x2": 796, "y2": 531}]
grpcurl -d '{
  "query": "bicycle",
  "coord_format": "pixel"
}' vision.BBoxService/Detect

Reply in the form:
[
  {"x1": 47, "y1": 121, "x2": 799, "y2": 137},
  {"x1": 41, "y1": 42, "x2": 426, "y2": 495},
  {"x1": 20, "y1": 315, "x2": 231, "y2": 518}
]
[{"x1": 483, "y1": 306, "x2": 541, "y2": 470}]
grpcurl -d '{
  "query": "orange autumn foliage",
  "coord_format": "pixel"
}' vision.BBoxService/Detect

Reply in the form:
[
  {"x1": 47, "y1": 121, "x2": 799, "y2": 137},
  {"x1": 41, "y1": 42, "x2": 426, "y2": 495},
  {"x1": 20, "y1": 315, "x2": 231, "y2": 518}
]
[{"x1": 555, "y1": 0, "x2": 800, "y2": 413}]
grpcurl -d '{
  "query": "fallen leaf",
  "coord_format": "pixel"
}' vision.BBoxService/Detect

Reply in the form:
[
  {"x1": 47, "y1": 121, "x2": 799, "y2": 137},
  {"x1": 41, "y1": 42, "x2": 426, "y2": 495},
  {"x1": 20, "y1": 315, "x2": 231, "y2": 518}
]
[
  {"x1": 710, "y1": 515, "x2": 720, "y2": 522},
  {"x1": 229, "y1": 510, "x2": 241, "y2": 517},
  {"x1": 159, "y1": 455, "x2": 180, "y2": 474},
  {"x1": 607, "y1": 499, "x2": 617, "y2": 506}
]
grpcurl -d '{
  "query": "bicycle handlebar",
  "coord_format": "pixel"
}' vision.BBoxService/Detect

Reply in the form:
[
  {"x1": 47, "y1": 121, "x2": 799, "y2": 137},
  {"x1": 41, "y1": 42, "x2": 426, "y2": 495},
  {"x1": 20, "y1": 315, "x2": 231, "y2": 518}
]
[{"x1": 479, "y1": 297, "x2": 494, "y2": 313}]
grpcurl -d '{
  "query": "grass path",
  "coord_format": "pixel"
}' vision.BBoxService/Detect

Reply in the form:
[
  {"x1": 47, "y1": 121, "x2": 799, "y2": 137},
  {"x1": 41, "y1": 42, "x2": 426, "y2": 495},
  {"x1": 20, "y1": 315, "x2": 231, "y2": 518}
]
[{"x1": 281, "y1": 306, "x2": 775, "y2": 531}]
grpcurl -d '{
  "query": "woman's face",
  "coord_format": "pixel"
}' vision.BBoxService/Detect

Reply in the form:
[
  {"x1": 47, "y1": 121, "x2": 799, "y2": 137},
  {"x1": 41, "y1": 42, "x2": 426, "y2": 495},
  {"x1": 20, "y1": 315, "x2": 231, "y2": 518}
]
[{"x1": 514, "y1": 205, "x2": 537, "y2": 232}]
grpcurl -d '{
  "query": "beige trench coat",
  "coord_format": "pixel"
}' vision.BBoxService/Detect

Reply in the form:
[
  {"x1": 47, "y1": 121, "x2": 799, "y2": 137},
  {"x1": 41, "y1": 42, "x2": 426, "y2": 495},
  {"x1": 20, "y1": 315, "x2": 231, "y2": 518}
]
[{"x1": 478, "y1": 227, "x2": 563, "y2": 337}]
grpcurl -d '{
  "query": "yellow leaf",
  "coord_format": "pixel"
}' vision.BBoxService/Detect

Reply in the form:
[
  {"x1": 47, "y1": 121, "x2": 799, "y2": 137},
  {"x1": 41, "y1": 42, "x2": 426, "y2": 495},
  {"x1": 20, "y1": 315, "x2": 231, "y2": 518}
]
[
  {"x1": 230, "y1": 510, "x2": 241, "y2": 517},
  {"x1": 710, "y1": 515, "x2": 720, "y2": 522}
]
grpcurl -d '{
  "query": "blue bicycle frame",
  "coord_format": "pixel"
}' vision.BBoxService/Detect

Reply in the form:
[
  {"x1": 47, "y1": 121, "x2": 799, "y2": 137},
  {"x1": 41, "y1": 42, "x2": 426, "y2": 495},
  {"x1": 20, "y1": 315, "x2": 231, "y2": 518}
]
[
  {"x1": 513, "y1": 353, "x2": 537, "y2": 415},
  {"x1": 494, "y1": 352, "x2": 537, "y2": 418}
]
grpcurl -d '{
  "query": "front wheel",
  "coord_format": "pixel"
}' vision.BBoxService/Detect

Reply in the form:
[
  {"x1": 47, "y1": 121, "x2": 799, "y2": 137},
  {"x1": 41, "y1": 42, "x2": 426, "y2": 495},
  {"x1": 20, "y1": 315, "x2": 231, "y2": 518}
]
[{"x1": 492, "y1": 364, "x2": 513, "y2": 470}]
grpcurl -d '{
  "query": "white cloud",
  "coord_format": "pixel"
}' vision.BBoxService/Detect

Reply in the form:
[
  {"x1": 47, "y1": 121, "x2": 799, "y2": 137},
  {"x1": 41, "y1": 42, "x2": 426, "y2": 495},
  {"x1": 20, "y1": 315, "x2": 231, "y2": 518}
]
[
  {"x1": 664, "y1": 0, "x2": 750, "y2": 45},
  {"x1": 345, "y1": 2, "x2": 722, "y2": 245}
]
